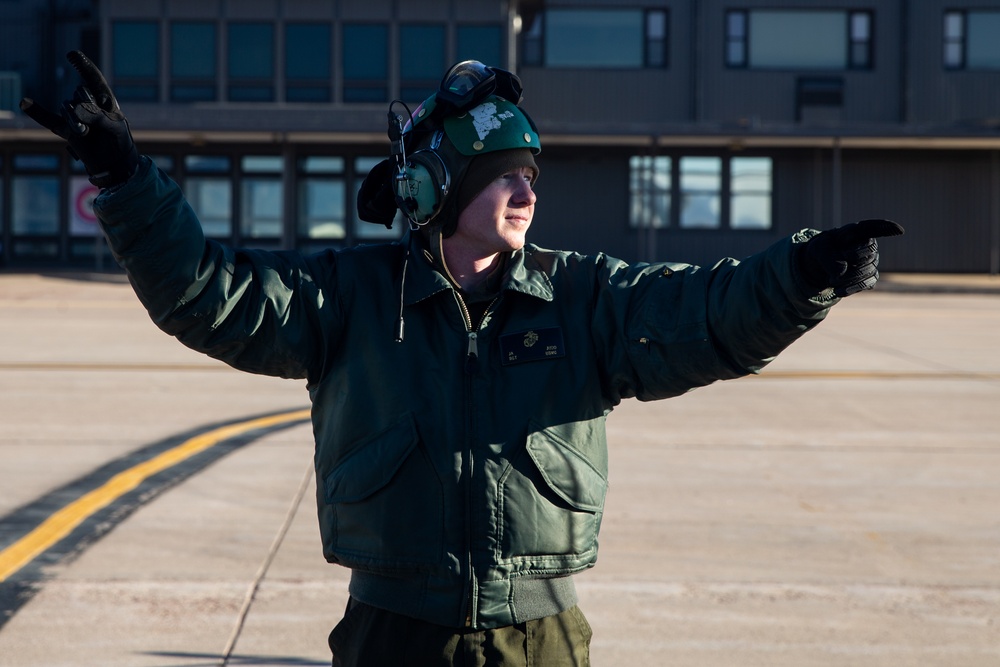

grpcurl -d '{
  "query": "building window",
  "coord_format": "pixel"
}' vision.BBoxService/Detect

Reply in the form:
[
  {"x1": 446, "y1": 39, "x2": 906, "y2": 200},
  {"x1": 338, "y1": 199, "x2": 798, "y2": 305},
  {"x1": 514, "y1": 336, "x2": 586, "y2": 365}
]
[
  {"x1": 112, "y1": 21, "x2": 159, "y2": 102},
  {"x1": 184, "y1": 155, "x2": 231, "y2": 238},
  {"x1": 522, "y1": 9, "x2": 668, "y2": 68},
  {"x1": 680, "y1": 157, "x2": 721, "y2": 229},
  {"x1": 457, "y1": 24, "x2": 503, "y2": 67},
  {"x1": 11, "y1": 154, "x2": 61, "y2": 259},
  {"x1": 944, "y1": 11, "x2": 1000, "y2": 70},
  {"x1": 629, "y1": 155, "x2": 671, "y2": 229},
  {"x1": 629, "y1": 155, "x2": 772, "y2": 231},
  {"x1": 171, "y1": 22, "x2": 217, "y2": 102},
  {"x1": 725, "y1": 11, "x2": 748, "y2": 68},
  {"x1": 725, "y1": 10, "x2": 873, "y2": 70},
  {"x1": 944, "y1": 12, "x2": 965, "y2": 68},
  {"x1": 646, "y1": 10, "x2": 669, "y2": 68},
  {"x1": 228, "y1": 23, "x2": 274, "y2": 102},
  {"x1": 400, "y1": 24, "x2": 446, "y2": 102},
  {"x1": 297, "y1": 156, "x2": 346, "y2": 243},
  {"x1": 286, "y1": 23, "x2": 332, "y2": 102},
  {"x1": 849, "y1": 12, "x2": 873, "y2": 69},
  {"x1": 240, "y1": 156, "x2": 283, "y2": 241},
  {"x1": 730, "y1": 157, "x2": 773, "y2": 230},
  {"x1": 343, "y1": 24, "x2": 388, "y2": 102}
]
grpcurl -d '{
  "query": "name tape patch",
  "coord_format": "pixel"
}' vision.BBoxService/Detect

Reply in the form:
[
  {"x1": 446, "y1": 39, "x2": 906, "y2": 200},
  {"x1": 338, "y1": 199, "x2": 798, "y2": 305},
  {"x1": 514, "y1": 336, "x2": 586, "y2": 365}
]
[{"x1": 499, "y1": 327, "x2": 565, "y2": 366}]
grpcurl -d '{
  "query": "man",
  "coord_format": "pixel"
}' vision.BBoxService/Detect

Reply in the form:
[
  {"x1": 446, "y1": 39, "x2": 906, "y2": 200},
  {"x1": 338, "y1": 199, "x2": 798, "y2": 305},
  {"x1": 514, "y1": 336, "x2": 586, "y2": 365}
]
[{"x1": 22, "y1": 53, "x2": 902, "y2": 666}]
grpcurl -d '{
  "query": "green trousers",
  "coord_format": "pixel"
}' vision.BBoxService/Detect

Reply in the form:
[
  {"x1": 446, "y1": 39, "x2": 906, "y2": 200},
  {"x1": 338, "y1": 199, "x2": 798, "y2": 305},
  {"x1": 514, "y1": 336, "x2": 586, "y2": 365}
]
[{"x1": 329, "y1": 600, "x2": 592, "y2": 667}]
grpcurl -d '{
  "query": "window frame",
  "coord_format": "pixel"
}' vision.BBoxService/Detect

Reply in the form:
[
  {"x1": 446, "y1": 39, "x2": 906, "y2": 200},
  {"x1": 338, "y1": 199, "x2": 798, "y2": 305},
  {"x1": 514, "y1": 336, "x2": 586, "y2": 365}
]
[
  {"x1": 520, "y1": 7, "x2": 669, "y2": 69},
  {"x1": 944, "y1": 10, "x2": 1000, "y2": 70},
  {"x1": 456, "y1": 23, "x2": 505, "y2": 67},
  {"x1": 628, "y1": 153, "x2": 774, "y2": 232},
  {"x1": 285, "y1": 22, "x2": 333, "y2": 103},
  {"x1": 227, "y1": 22, "x2": 276, "y2": 103},
  {"x1": 399, "y1": 23, "x2": 447, "y2": 103},
  {"x1": 296, "y1": 155, "x2": 348, "y2": 246},
  {"x1": 170, "y1": 21, "x2": 218, "y2": 102},
  {"x1": 342, "y1": 23, "x2": 389, "y2": 103},
  {"x1": 111, "y1": 20, "x2": 161, "y2": 102},
  {"x1": 238, "y1": 155, "x2": 285, "y2": 243},
  {"x1": 725, "y1": 9, "x2": 874, "y2": 71}
]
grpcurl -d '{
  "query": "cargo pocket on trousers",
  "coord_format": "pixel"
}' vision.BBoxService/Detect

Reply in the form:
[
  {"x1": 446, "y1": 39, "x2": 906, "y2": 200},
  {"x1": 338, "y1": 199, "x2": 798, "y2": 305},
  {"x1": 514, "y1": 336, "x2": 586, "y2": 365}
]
[{"x1": 324, "y1": 413, "x2": 443, "y2": 568}]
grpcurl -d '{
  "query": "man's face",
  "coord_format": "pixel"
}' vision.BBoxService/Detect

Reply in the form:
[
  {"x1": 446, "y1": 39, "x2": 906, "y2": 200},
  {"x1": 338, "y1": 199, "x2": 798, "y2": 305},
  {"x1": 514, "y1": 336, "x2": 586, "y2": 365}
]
[{"x1": 448, "y1": 167, "x2": 536, "y2": 257}]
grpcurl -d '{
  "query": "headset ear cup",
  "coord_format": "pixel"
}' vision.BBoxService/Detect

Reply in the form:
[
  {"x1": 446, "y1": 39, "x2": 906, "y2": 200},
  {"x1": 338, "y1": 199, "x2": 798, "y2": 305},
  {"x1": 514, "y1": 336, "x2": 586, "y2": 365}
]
[{"x1": 393, "y1": 150, "x2": 451, "y2": 225}]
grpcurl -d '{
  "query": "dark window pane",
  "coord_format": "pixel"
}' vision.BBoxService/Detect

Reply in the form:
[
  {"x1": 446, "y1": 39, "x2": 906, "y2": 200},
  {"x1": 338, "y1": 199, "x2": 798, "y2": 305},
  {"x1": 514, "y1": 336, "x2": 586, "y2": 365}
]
[
  {"x1": 967, "y1": 11, "x2": 1000, "y2": 69},
  {"x1": 748, "y1": 11, "x2": 847, "y2": 69},
  {"x1": 521, "y1": 15, "x2": 543, "y2": 67},
  {"x1": 113, "y1": 21, "x2": 159, "y2": 78},
  {"x1": 171, "y1": 22, "x2": 216, "y2": 101},
  {"x1": 286, "y1": 24, "x2": 331, "y2": 79},
  {"x1": 400, "y1": 24, "x2": 445, "y2": 101},
  {"x1": 12, "y1": 176, "x2": 59, "y2": 235},
  {"x1": 286, "y1": 23, "x2": 331, "y2": 102},
  {"x1": 172, "y1": 23, "x2": 216, "y2": 78},
  {"x1": 229, "y1": 23, "x2": 273, "y2": 79},
  {"x1": 229, "y1": 23, "x2": 274, "y2": 101},
  {"x1": 343, "y1": 25, "x2": 387, "y2": 80},
  {"x1": 457, "y1": 25, "x2": 503, "y2": 66},
  {"x1": 546, "y1": 9, "x2": 643, "y2": 67},
  {"x1": 646, "y1": 11, "x2": 668, "y2": 67},
  {"x1": 343, "y1": 24, "x2": 387, "y2": 102}
]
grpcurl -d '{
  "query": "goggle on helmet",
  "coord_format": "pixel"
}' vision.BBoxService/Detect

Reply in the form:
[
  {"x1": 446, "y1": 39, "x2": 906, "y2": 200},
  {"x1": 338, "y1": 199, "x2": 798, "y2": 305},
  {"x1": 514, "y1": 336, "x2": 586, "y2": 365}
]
[{"x1": 403, "y1": 60, "x2": 540, "y2": 159}]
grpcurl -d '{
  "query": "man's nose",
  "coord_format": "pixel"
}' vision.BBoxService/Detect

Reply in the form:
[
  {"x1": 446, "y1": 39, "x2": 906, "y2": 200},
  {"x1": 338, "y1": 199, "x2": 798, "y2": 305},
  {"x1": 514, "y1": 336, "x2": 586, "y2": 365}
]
[{"x1": 513, "y1": 178, "x2": 536, "y2": 206}]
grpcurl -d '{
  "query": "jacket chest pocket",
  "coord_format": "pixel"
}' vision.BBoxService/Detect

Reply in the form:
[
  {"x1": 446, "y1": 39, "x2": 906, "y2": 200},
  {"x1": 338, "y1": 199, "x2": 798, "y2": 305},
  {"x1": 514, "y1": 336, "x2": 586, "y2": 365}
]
[
  {"x1": 497, "y1": 421, "x2": 608, "y2": 562},
  {"x1": 324, "y1": 413, "x2": 443, "y2": 569}
]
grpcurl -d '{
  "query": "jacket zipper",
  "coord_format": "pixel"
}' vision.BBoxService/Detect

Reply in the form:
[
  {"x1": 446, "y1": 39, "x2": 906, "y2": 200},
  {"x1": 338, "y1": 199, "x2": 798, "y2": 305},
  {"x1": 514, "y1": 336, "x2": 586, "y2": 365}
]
[
  {"x1": 453, "y1": 291, "x2": 499, "y2": 628},
  {"x1": 456, "y1": 293, "x2": 499, "y2": 375}
]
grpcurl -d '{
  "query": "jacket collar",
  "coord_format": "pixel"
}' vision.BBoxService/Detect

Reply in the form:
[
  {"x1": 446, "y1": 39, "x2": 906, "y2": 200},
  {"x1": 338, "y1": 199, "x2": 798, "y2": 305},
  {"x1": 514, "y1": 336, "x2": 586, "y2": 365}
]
[{"x1": 401, "y1": 233, "x2": 554, "y2": 306}]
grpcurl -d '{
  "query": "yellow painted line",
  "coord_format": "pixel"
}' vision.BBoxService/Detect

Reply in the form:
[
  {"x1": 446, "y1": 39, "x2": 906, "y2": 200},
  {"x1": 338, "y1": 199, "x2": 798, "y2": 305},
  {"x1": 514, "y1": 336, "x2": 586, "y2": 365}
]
[{"x1": 0, "y1": 408, "x2": 310, "y2": 584}]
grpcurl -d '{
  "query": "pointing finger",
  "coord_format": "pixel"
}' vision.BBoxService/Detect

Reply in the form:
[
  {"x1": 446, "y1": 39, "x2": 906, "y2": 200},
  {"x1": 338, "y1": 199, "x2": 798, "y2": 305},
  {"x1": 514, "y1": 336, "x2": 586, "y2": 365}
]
[
  {"x1": 855, "y1": 219, "x2": 905, "y2": 239},
  {"x1": 66, "y1": 50, "x2": 117, "y2": 111}
]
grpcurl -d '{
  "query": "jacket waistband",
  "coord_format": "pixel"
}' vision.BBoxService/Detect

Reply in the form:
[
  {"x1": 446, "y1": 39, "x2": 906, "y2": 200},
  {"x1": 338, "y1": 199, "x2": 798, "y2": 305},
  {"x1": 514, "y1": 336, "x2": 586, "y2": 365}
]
[{"x1": 348, "y1": 570, "x2": 578, "y2": 629}]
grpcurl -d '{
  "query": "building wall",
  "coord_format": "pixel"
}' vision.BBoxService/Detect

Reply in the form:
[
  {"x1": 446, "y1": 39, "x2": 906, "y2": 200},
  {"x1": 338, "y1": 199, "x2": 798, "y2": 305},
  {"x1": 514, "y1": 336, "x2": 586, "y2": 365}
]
[{"x1": 2, "y1": 0, "x2": 1000, "y2": 273}]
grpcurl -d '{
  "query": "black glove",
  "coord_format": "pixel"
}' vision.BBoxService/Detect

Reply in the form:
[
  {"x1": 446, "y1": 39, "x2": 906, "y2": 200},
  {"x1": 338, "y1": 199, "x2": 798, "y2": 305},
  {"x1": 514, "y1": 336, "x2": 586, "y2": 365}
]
[
  {"x1": 20, "y1": 51, "x2": 138, "y2": 189},
  {"x1": 357, "y1": 158, "x2": 399, "y2": 229},
  {"x1": 797, "y1": 219, "x2": 905, "y2": 297}
]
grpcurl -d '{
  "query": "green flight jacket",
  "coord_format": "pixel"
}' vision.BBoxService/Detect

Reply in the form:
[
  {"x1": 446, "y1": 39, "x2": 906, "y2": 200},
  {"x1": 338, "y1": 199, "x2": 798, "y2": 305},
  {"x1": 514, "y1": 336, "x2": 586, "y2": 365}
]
[{"x1": 94, "y1": 157, "x2": 835, "y2": 629}]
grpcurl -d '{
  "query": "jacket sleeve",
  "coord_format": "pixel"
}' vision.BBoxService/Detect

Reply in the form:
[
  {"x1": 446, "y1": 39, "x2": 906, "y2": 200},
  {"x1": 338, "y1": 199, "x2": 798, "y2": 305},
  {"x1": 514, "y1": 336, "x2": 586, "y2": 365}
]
[
  {"x1": 592, "y1": 231, "x2": 835, "y2": 402},
  {"x1": 93, "y1": 156, "x2": 341, "y2": 380}
]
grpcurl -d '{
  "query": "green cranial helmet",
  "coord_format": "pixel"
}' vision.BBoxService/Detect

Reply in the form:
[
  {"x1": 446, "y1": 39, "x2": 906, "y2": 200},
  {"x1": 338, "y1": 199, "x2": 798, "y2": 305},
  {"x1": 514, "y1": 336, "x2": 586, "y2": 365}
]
[
  {"x1": 356, "y1": 61, "x2": 542, "y2": 230},
  {"x1": 448, "y1": 96, "x2": 540, "y2": 155},
  {"x1": 395, "y1": 94, "x2": 540, "y2": 228}
]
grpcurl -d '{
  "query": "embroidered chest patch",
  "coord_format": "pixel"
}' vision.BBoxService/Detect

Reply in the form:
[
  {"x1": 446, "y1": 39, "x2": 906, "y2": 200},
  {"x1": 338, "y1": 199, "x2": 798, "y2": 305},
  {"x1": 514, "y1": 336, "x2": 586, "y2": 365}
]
[{"x1": 499, "y1": 327, "x2": 566, "y2": 365}]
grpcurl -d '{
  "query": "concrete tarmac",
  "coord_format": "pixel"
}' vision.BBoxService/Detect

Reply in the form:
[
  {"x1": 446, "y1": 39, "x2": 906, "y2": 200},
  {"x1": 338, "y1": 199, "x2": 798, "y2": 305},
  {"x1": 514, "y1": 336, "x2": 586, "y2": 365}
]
[{"x1": 0, "y1": 270, "x2": 998, "y2": 666}]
